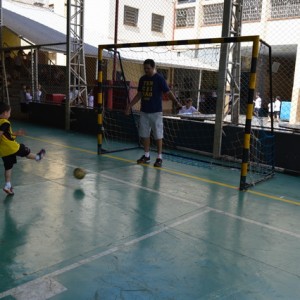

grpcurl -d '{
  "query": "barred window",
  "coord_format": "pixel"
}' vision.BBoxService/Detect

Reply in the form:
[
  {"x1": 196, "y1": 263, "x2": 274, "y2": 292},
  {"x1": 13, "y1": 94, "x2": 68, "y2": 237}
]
[
  {"x1": 178, "y1": 0, "x2": 196, "y2": 4},
  {"x1": 203, "y1": 3, "x2": 223, "y2": 25},
  {"x1": 203, "y1": 0, "x2": 262, "y2": 25},
  {"x1": 176, "y1": 7, "x2": 196, "y2": 27},
  {"x1": 152, "y1": 14, "x2": 164, "y2": 32},
  {"x1": 124, "y1": 5, "x2": 139, "y2": 27},
  {"x1": 271, "y1": 0, "x2": 300, "y2": 19},
  {"x1": 242, "y1": 0, "x2": 262, "y2": 21}
]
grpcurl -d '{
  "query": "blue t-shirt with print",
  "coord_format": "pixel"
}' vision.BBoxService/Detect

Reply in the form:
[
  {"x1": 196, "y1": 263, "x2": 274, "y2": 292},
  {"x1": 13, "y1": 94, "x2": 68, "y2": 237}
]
[{"x1": 138, "y1": 73, "x2": 170, "y2": 113}]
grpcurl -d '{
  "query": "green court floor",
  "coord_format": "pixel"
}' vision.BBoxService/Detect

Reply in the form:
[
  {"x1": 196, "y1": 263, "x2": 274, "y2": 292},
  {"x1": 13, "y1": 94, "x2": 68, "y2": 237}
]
[{"x1": 0, "y1": 121, "x2": 300, "y2": 300}]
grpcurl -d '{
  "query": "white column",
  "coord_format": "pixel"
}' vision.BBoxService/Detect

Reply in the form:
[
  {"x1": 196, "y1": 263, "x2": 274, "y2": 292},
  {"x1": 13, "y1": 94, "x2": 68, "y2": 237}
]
[{"x1": 290, "y1": 44, "x2": 300, "y2": 124}]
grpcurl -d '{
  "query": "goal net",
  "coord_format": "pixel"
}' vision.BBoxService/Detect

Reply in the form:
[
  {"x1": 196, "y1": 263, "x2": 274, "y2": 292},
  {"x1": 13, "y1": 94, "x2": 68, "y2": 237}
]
[{"x1": 97, "y1": 36, "x2": 275, "y2": 190}]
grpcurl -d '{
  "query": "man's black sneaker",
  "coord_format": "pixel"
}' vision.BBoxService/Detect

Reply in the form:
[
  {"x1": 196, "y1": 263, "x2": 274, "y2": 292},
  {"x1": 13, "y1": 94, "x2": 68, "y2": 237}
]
[
  {"x1": 137, "y1": 155, "x2": 150, "y2": 164},
  {"x1": 154, "y1": 158, "x2": 162, "y2": 168}
]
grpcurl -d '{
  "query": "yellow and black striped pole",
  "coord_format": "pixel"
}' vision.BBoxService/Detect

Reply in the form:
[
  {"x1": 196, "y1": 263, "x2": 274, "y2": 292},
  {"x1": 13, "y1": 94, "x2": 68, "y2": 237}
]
[
  {"x1": 239, "y1": 36, "x2": 260, "y2": 190},
  {"x1": 97, "y1": 47, "x2": 104, "y2": 154}
]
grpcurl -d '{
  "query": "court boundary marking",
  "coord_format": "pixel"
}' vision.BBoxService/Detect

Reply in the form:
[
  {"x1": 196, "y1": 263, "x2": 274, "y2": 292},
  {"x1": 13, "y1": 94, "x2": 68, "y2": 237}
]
[
  {"x1": 24, "y1": 135, "x2": 300, "y2": 207},
  {"x1": 0, "y1": 209, "x2": 210, "y2": 299},
  {"x1": 2, "y1": 202, "x2": 300, "y2": 299},
  {"x1": 1, "y1": 136, "x2": 300, "y2": 298}
]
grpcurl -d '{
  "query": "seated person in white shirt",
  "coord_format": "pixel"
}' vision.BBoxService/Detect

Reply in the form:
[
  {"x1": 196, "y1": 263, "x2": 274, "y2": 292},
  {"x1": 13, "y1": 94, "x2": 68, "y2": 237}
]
[{"x1": 178, "y1": 98, "x2": 198, "y2": 114}]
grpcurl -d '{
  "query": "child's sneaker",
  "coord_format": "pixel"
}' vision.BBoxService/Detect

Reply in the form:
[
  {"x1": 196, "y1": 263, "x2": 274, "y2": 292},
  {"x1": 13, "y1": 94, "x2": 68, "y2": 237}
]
[
  {"x1": 36, "y1": 149, "x2": 46, "y2": 161},
  {"x1": 154, "y1": 158, "x2": 162, "y2": 168},
  {"x1": 3, "y1": 186, "x2": 14, "y2": 195},
  {"x1": 137, "y1": 155, "x2": 150, "y2": 164}
]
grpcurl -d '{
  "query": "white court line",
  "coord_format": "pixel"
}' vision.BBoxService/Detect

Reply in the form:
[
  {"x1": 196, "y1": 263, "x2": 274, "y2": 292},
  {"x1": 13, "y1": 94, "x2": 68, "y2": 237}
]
[
  {"x1": 2, "y1": 161, "x2": 300, "y2": 298},
  {"x1": 85, "y1": 171, "x2": 300, "y2": 240},
  {"x1": 45, "y1": 157, "x2": 204, "y2": 208},
  {"x1": 209, "y1": 207, "x2": 300, "y2": 239},
  {"x1": 100, "y1": 173, "x2": 204, "y2": 208},
  {"x1": 100, "y1": 172, "x2": 300, "y2": 239},
  {"x1": 2, "y1": 206, "x2": 300, "y2": 299},
  {"x1": 0, "y1": 209, "x2": 210, "y2": 299}
]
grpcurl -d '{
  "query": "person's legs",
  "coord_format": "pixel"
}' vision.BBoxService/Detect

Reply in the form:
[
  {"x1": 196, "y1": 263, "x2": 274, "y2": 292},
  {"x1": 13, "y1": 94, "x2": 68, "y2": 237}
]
[
  {"x1": 151, "y1": 112, "x2": 163, "y2": 167},
  {"x1": 26, "y1": 151, "x2": 45, "y2": 161},
  {"x1": 137, "y1": 113, "x2": 151, "y2": 164},
  {"x1": 2, "y1": 156, "x2": 14, "y2": 195},
  {"x1": 143, "y1": 137, "x2": 151, "y2": 153},
  {"x1": 153, "y1": 139, "x2": 163, "y2": 167},
  {"x1": 156, "y1": 139, "x2": 162, "y2": 156},
  {"x1": 3, "y1": 168, "x2": 14, "y2": 195},
  {"x1": 21, "y1": 145, "x2": 45, "y2": 161},
  {"x1": 137, "y1": 137, "x2": 151, "y2": 164},
  {"x1": 4, "y1": 169, "x2": 12, "y2": 186}
]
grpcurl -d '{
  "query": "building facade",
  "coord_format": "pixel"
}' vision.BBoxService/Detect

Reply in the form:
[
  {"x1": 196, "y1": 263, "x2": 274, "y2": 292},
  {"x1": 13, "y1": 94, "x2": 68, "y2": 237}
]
[
  {"x1": 3, "y1": 0, "x2": 300, "y2": 123},
  {"x1": 173, "y1": 0, "x2": 300, "y2": 123}
]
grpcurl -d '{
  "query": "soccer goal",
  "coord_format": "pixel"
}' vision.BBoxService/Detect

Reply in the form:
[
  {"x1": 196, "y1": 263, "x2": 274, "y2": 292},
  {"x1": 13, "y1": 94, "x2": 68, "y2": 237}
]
[{"x1": 97, "y1": 36, "x2": 275, "y2": 190}]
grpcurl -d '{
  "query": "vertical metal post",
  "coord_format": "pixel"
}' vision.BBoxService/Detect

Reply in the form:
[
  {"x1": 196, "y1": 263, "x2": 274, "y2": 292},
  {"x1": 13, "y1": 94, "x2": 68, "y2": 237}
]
[
  {"x1": 113, "y1": 0, "x2": 119, "y2": 81},
  {"x1": 213, "y1": 0, "x2": 244, "y2": 157},
  {"x1": 66, "y1": 0, "x2": 88, "y2": 130},
  {"x1": 230, "y1": 0, "x2": 243, "y2": 124},
  {"x1": 0, "y1": 0, "x2": 9, "y2": 104},
  {"x1": 239, "y1": 37, "x2": 259, "y2": 190},
  {"x1": 213, "y1": 0, "x2": 232, "y2": 158},
  {"x1": 267, "y1": 42, "x2": 274, "y2": 173},
  {"x1": 34, "y1": 49, "x2": 38, "y2": 100},
  {"x1": 197, "y1": 69, "x2": 202, "y2": 111},
  {"x1": 66, "y1": 0, "x2": 71, "y2": 130},
  {"x1": 0, "y1": 0, "x2": 5, "y2": 102},
  {"x1": 97, "y1": 48, "x2": 103, "y2": 154},
  {"x1": 30, "y1": 47, "x2": 34, "y2": 103}
]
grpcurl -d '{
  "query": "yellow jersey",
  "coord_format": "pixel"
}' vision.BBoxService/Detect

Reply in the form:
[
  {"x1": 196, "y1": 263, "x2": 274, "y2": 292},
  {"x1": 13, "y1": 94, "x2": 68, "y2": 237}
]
[{"x1": 0, "y1": 119, "x2": 20, "y2": 157}]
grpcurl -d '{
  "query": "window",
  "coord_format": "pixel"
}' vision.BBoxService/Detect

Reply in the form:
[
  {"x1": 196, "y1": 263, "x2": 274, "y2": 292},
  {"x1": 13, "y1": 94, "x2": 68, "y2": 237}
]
[
  {"x1": 203, "y1": 3, "x2": 223, "y2": 25},
  {"x1": 124, "y1": 5, "x2": 139, "y2": 26},
  {"x1": 176, "y1": 7, "x2": 196, "y2": 27},
  {"x1": 242, "y1": 0, "x2": 262, "y2": 21},
  {"x1": 178, "y1": 0, "x2": 196, "y2": 3},
  {"x1": 271, "y1": 0, "x2": 300, "y2": 19},
  {"x1": 152, "y1": 14, "x2": 164, "y2": 32},
  {"x1": 203, "y1": 0, "x2": 262, "y2": 26}
]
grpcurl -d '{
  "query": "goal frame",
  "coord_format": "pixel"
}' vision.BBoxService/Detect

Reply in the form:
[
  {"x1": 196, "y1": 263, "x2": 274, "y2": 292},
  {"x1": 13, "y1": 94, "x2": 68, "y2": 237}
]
[{"x1": 97, "y1": 35, "x2": 273, "y2": 191}]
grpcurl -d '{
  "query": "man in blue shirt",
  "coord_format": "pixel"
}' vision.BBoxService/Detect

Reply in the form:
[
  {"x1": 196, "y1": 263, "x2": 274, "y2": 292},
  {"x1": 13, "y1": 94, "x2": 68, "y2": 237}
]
[{"x1": 125, "y1": 59, "x2": 181, "y2": 167}]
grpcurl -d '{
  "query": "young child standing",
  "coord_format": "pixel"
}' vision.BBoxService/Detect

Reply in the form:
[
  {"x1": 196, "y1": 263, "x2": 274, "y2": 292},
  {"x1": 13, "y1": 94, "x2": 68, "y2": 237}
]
[{"x1": 0, "y1": 102, "x2": 46, "y2": 195}]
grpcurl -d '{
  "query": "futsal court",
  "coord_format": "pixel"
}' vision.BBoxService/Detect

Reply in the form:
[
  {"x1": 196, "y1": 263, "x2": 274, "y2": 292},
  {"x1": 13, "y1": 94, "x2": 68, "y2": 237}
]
[{"x1": 0, "y1": 120, "x2": 300, "y2": 300}]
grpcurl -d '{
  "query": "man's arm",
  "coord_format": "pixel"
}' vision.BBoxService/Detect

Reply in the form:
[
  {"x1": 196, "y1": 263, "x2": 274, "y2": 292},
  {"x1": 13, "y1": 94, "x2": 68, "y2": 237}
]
[
  {"x1": 191, "y1": 106, "x2": 199, "y2": 114},
  {"x1": 166, "y1": 90, "x2": 182, "y2": 109},
  {"x1": 125, "y1": 91, "x2": 142, "y2": 115}
]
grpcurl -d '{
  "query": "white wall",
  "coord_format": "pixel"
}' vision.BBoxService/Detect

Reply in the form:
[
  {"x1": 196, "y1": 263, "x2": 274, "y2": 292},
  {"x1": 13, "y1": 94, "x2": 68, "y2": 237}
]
[
  {"x1": 48, "y1": 0, "x2": 111, "y2": 44},
  {"x1": 173, "y1": 0, "x2": 300, "y2": 45},
  {"x1": 48, "y1": 0, "x2": 175, "y2": 44},
  {"x1": 110, "y1": 0, "x2": 175, "y2": 43}
]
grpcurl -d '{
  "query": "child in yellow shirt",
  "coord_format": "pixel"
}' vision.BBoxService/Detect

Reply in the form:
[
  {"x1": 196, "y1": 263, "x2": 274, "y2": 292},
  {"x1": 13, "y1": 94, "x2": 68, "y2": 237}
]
[{"x1": 0, "y1": 102, "x2": 46, "y2": 195}]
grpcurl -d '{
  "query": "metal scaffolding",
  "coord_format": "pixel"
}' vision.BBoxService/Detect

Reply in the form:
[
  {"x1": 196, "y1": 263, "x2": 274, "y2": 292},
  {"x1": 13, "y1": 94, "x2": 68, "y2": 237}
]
[
  {"x1": 0, "y1": 0, "x2": 10, "y2": 104},
  {"x1": 66, "y1": 0, "x2": 87, "y2": 129},
  {"x1": 213, "y1": 0, "x2": 243, "y2": 158}
]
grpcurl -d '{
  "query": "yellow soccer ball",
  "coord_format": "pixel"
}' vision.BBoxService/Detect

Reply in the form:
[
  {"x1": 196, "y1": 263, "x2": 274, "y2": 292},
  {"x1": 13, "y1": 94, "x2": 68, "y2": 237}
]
[{"x1": 73, "y1": 167, "x2": 86, "y2": 180}]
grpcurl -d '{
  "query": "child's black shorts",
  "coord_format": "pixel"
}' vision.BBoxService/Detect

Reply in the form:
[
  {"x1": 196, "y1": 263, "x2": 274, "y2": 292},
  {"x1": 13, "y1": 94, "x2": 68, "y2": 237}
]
[{"x1": 2, "y1": 144, "x2": 31, "y2": 170}]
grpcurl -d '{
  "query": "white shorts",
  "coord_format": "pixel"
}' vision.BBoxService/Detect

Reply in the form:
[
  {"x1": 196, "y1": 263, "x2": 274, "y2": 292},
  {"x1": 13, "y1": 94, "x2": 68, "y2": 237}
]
[{"x1": 139, "y1": 112, "x2": 163, "y2": 140}]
